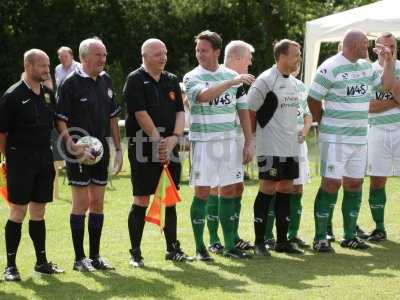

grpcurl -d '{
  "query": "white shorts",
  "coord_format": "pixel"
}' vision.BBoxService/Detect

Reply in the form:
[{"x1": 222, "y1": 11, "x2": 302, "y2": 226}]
[
  {"x1": 190, "y1": 138, "x2": 243, "y2": 187},
  {"x1": 319, "y1": 142, "x2": 367, "y2": 179},
  {"x1": 367, "y1": 126, "x2": 400, "y2": 176},
  {"x1": 293, "y1": 141, "x2": 310, "y2": 185}
]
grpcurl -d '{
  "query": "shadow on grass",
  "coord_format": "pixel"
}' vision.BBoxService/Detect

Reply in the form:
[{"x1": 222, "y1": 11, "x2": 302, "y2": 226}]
[
  {"x1": 0, "y1": 290, "x2": 28, "y2": 300},
  {"x1": 23, "y1": 271, "x2": 178, "y2": 299},
  {"x1": 212, "y1": 241, "x2": 400, "y2": 290},
  {"x1": 142, "y1": 262, "x2": 248, "y2": 293}
]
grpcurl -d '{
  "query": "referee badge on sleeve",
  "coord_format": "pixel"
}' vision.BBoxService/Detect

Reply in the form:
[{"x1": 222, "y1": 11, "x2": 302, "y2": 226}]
[
  {"x1": 168, "y1": 91, "x2": 176, "y2": 101},
  {"x1": 107, "y1": 88, "x2": 113, "y2": 98},
  {"x1": 44, "y1": 93, "x2": 51, "y2": 104}
]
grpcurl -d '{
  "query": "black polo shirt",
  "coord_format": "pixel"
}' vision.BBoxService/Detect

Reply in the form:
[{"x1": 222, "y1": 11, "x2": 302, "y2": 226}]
[
  {"x1": 56, "y1": 67, "x2": 121, "y2": 140},
  {"x1": 0, "y1": 80, "x2": 56, "y2": 148},
  {"x1": 123, "y1": 66, "x2": 184, "y2": 138}
]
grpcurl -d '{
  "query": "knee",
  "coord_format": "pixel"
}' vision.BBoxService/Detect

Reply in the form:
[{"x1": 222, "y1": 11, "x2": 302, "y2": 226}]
[
  {"x1": 220, "y1": 185, "x2": 236, "y2": 198},
  {"x1": 29, "y1": 204, "x2": 46, "y2": 220},
  {"x1": 89, "y1": 199, "x2": 104, "y2": 213},
  {"x1": 343, "y1": 177, "x2": 363, "y2": 191},
  {"x1": 235, "y1": 183, "x2": 244, "y2": 197},
  {"x1": 72, "y1": 199, "x2": 89, "y2": 215},
  {"x1": 9, "y1": 205, "x2": 28, "y2": 223},
  {"x1": 195, "y1": 186, "x2": 210, "y2": 200},
  {"x1": 322, "y1": 178, "x2": 341, "y2": 193},
  {"x1": 134, "y1": 196, "x2": 150, "y2": 207},
  {"x1": 370, "y1": 177, "x2": 386, "y2": 189}
]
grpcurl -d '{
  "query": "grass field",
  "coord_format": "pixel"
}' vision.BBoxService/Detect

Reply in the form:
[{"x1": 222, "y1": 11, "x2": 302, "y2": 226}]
[{"x1": 1, "y1": 146, "x2": 400, "y2": 300}]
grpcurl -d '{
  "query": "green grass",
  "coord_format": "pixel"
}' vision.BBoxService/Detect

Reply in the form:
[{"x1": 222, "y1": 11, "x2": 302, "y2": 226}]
[{"x1": 1, "y1": 148, "x2": 400, "y2": 300}]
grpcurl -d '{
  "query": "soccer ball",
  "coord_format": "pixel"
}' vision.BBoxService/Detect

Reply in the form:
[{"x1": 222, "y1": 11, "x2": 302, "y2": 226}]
[{"x1": 76, "y1": 136, "x2": 104, "y2": 165}]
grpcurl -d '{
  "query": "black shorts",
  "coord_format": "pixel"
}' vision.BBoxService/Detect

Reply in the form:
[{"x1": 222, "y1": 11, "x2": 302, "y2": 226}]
[
  {"x1": 66, "y1": 141, "x2": 110, "y2": 187},
  {"x1": 51, "y1": 129, "x2": 64, "y2": 161},
  {"x1": 6, "y1": 146, "x2": 55, "y2": 205},
  {"x1": 128, "y1": 143, "x2": 181, "y2": 196},
  {"x1": 258, "y1": 156, "x2": 299, "y2": 181}
]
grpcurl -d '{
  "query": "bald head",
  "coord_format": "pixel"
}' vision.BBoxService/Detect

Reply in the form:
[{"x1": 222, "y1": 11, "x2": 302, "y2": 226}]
[
  {"x1": 23, "y1": 49, "x2": 49, "y2": 67},
  {"x1": 343, "y1": 30, "x2": 367, "y2": 48},
  {"x1": 23, "y1": 49, "x2": 50, "y2": 83},
  {"x1": 141, "y1": 39, "x2": 166, "y2": 56},
  {"x1": 141, "y1": 38, "x2": 167, "y2": 74},
  {"x1": 342, "y1": 30, "x2": 369, "y2": 61}
]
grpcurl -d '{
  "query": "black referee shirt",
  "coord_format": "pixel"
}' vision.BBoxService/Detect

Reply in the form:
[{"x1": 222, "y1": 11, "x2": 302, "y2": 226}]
[
  {"x1": 0, "y1": 80, "x2": 56, "y2": 148},
  {"x1": 56, "y1": 67, "x2": 121, "y2": 140},
  {"x1": 123, "y1": 66, "x2": 184, "y2": 138}
]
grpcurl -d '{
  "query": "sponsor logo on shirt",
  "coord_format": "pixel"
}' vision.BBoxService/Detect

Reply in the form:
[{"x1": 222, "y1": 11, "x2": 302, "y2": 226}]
[
  {"x1": 80, "y1": 98, "x2": 88, "y2": 102},
  {"x1": 346, "y1": 84, "x2": 367, "y2": 96},
  {"x1": 269, "y1": 168, "x2": 277, "y2": 177},
  {"x1": 22, "y1": 98, "x2": 30, "y2": 104},
  {"x1": 209, "y1": 93, "x2": 231, "y2": 106}
]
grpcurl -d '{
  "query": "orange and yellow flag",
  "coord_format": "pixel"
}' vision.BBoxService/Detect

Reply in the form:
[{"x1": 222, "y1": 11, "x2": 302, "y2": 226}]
[
  {"x1": 145, "y1": 165, "x2": 181, "y2": 230},
  {"x1": 0, "y1": 162, "x2": 9, "y2": 207}
]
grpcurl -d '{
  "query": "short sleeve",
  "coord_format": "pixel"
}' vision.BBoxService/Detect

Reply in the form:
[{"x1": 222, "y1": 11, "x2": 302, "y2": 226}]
[
  {"x1": 371, "y1": 69, "x2": 382, "y2": 92},
  {"x1": 123, "y1": 75, "x2": 147, "y2": 115},
  {"x1": 308, "y1": 65, "x2": 334, "y2": 101},
  {"x1": 109, "y1": 90, "x2": 121, "y2": 119},
  {"x1": 172, "y1": 78, "x2": 184, "y2": 113},
  {"x1": 247, "y1": 76, "x2": 270, "y2": 112},
  {"x1": 236, "y1": 85, "x2": 248, "y2": 110},
  {"x1": 56, "y1": 82, "x2": 72, "y2": 122},
  {"x1": 183, "y1": 73, "x2": 206, "y2": 104},
  {"x1": 0, "y1": 93, "x2": 12, "y2": 133}
]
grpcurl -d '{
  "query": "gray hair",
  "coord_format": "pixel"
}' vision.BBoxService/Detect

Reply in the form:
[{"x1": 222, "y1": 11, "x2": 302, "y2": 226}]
[
  {"x1": 57, "y1": 46, "x2": 73, "y2": 56},
  {"x1": 224, "y1": 40, "x2": 254, "y2": 63},
  {"x1": 23, "y1": 48, "x2": 48, "y2": 65},
  {"x1": 79, "y1": 37, "x2": 104, "y2": 60}
]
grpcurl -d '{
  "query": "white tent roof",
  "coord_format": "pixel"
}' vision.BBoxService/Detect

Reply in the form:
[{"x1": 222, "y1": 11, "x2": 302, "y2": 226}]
[{"x1": 304, "y1": 0, "x2": 400, "y2": 86}]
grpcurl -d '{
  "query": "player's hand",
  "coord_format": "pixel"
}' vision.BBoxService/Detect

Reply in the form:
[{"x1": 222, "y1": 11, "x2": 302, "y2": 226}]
[
  {"x1": 374, "y1": 43, "x2": 394, "y2": 62},
  {"x1": 70, "y1": 142, "x2": 94, "y2": 163},
  {"x1": 242, "y1": 140, "x2": 254, "y2": 165},
  {"x1": 158, "y1": 136, "x2": 178, "y2": 164},
  {"x1": 113, "y1": 149, "x2": 123, "y2": 175},
  {"x1": 233, "y1": 74, "x2": 255, "y2": 86}
]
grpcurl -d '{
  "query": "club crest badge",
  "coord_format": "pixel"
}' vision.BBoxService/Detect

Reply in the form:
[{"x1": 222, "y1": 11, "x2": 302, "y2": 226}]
[{"x1": 108, "y1": 88, "x2": 113, "y2": 98}]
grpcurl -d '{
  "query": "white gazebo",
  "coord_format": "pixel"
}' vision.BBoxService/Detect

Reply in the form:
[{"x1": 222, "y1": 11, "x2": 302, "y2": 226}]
[{"x1": 304, "y1": 0, "x2": 400, "y2": 86}]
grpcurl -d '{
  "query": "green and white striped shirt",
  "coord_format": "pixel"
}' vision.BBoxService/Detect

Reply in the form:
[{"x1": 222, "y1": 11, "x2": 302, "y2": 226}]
[
  {"x1": 369, "y1": 60, "x2": 400, "y2": 129},
  {"x1": 183, "y1": 65, "x2": 247, "y2": 141},
  {"x1": 309, "y1": 53, "x2": 381, "y2": 144},
  {"x1": 295, "y1": 79, "x2": 310, "y2": 129}
]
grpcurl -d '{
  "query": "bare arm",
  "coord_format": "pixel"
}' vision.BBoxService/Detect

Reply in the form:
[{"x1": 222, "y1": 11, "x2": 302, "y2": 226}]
[
  {"x1": 238, "y1": 109, "x2": 252, "y2": 144},
  {"x1": 302, "y1": 114, "x2": 313, "y2": 137},
  {"x1": 196, "y1": 74, "x2": 255, "y2": 103},
  {"x1": 134, "y1": 111, "x2": 161, "y2": 141},
  {"x1": 369, "y1": 99, "x2": 398, "y2": 113},
  {"x1": 249, "y1": 110, "x2": 257, "y2": 134},
  {"x1": 307, "y1": 96, "x2": 323, "y2": 124},
  {"x1": 110, "y1": 117, "x2": 121, "y2": 149}
]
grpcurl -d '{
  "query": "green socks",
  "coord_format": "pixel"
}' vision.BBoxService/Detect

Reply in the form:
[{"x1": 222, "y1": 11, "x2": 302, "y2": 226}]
[
  {"x1": 206, "y1": 195, "x2": 220, "y2": 244},
  {"x1": 264, "y1": 195, "x2": 276, "y2": 240},
  {"x1": 190, "y1": 196, "x2": 207, "y2": 252},
  {"x1": 314, "y1": 189, "x2": 338, "y2": 241},
  {"x1": 368, "y1": 188, "x2": 386, "y2": 231},
  {"x1": 288, "y1": 193, "x2": 302, "y2": 240},
  {"x1": 233, "y1": 197, "x2": 241, "y2": 243},
  {"x1": 219, "y1": 197, "x2": 236, "y2": 251},
  {"x1": 342, "y1": 190, "x2": 362, "y2": 240}
]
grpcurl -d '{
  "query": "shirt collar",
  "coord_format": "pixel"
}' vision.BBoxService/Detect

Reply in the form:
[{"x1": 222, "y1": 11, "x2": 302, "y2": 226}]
[{"x1": 76, "y1": 65, "x2": 105, "y2": 78}]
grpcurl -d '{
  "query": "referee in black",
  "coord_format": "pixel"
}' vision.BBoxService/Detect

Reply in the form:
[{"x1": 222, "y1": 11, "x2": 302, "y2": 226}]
[
  {"x1": 0, "y1": 49, "x2": 64, "y2": 281},
  {"x1": 56, "y1": 37, "x2": 122, "y2": 272},
  {"x1": 124, "y1": 38, "x2": 191, "y2": 267}
]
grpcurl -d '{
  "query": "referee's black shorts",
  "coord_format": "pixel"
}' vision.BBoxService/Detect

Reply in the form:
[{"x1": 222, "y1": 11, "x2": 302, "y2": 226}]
[
  {"x1": 6, "y1": 145, "x2": 55, "y2": 205},
  {"x1": 258, "y1": 155, "x2": 299, "y2": 181},
  {"x1": 66, "y1": 140, "x2": 110, "y2": 187},
  {"x1": 128, "y1": 141, "x2": 181, "y2": 196}
]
